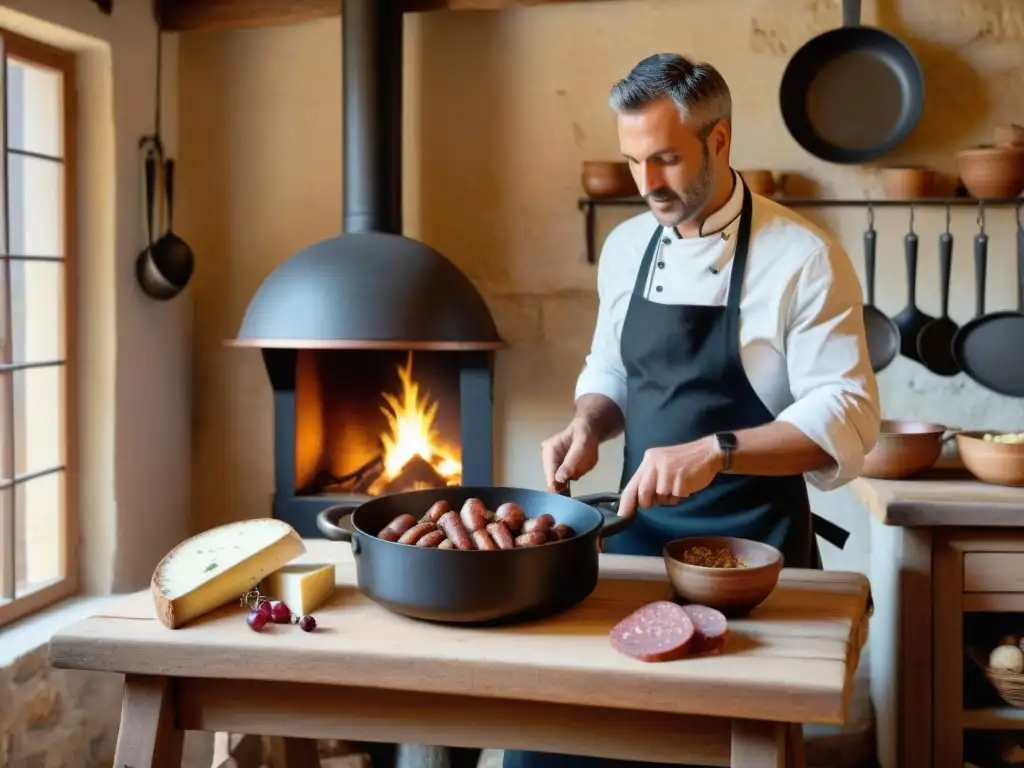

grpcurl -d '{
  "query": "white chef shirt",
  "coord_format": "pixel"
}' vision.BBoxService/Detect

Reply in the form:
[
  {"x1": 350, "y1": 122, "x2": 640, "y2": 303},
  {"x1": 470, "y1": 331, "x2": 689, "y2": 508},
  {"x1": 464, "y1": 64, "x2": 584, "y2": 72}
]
[{"x1": 575, "y1": 173, "x2": 881, "y2": 491}]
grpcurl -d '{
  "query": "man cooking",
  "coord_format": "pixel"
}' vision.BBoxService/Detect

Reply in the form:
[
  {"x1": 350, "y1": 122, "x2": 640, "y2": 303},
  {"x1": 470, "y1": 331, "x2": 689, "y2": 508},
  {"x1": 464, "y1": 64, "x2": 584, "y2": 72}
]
[{"x1": 503, "y1": 53, "x2": 881, "y2": 768}]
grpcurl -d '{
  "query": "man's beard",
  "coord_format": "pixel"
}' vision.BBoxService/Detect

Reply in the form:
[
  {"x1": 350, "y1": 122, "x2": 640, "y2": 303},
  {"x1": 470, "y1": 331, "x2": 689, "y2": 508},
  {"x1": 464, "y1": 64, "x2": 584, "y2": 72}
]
[{"x1": 645, "y1": 142, "x2": 715, "y2": 227}]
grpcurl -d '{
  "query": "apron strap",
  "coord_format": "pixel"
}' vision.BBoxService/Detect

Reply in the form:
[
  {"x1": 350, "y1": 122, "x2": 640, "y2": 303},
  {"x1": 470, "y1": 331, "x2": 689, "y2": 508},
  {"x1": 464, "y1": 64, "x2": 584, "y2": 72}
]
[
  {"x1": 812, "y1": 512, "x2": 850, "y2": 550},
  {"x1": 726, "y1": 183, "x2": 754, "y2": 311},
  {"x1": 631, "y1": 225, "x2": 665, "y2": 298}
]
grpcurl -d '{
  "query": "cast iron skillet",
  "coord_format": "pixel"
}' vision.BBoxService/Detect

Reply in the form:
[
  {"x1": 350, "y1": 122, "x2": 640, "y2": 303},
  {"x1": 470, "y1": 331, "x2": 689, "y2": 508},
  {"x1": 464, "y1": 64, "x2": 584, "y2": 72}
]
[
  {"x1": 316, "y1": 485, "x2": 627, "y2": 625},
  {"x1": 779, "y1": 0, "x2": 924, "y2": 164}
]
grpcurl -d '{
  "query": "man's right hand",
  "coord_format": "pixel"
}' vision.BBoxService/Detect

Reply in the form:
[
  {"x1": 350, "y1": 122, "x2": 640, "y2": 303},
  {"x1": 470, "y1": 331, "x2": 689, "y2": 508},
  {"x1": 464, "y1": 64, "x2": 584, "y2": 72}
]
[{"x1": 541, "y1": 419, "x2": 600, "y2": 493}]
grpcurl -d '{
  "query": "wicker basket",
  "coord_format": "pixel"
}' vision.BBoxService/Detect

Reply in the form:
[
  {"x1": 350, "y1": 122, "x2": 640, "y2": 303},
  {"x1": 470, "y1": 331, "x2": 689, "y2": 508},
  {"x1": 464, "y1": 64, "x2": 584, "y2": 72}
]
[{"x1": 969, "y1": 648, "x2": 1024, "y2": 708}]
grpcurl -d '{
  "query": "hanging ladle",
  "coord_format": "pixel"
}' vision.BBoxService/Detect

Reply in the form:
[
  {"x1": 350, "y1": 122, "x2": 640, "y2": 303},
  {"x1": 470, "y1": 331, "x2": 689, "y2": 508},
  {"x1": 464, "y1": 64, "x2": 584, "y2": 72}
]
[{"x1": 891, "y1": 204, "x2": 935, "y2": 365}]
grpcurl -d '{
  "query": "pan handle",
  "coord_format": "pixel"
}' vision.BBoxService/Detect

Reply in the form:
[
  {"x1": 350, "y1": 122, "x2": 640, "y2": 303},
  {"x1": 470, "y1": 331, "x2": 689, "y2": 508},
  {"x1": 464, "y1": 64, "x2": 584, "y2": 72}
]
[
  {"x1": 841, "y1": 0, "x2": 861, "y2": 27},
  {"x1": 316, "y1": 504, "x2": 357, "y2": 542},
  {"x1": 558, "y1": 482, "x2": 630, "y2": 538}
]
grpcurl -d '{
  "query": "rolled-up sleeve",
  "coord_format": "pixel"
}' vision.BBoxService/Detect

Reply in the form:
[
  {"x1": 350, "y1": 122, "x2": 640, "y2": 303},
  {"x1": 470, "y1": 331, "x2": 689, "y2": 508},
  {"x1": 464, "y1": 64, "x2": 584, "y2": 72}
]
[
  {"x1": 574, "y1": 229, "x2": 631, "y2": 416},
  {"x1": 775, "y1": 244, "x2": 881, "y2": 491}
]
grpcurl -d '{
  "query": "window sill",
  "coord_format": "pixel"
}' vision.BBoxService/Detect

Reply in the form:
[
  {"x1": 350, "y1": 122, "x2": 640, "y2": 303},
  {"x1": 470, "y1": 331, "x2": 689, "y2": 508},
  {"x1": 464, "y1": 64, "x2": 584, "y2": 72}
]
[{"x1": 0, "y1": 594, "x2": 116, "y2": 668}]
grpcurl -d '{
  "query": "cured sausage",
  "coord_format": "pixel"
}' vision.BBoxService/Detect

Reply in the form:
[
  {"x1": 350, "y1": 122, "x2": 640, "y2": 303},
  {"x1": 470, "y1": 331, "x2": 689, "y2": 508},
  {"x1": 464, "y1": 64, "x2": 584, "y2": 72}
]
[
  {"x1": 421, "y1": 501, "x2": 450, "y2": 524},
  {"x1": 378, "y1": 513, "x2": 417, "y2": 542},
  {"x1": 438, "y1": 510, "x2": 474, "y2": 551},
  {"x1": 514, "y1": 531, "x2": 547, "y2": 548},
  {"x1": 415, "y1": 529, "x2": 448, "y2": 548},
  {"x1": 398, "y1": 522, "x2": 437, "y2": 545},
  {"x1": 550, "y1": 523, "x2": 575, "y2": 541},
  {"x1": 486, "y1": 521, "x2": 515, "y2": 550},
  {"x1": 438, "y1": 538, "x2": 456, "y2": 550},
  {"x1": 460, "y1": 498, "x2": 488, "y2": 533},
  {"x1": 495, "y1": 503, "x2": 526, "y2": 532},
  {"x1": 681, "y1": 604, "x2": 729, "y2": 654},
  {"x1": 609, "y1": 601, "x2": 696, "y2": 662},
  {"x1": 472, "y1": 529, "x2": 498, "y2": 551},
  {"x1": 522, "y1": 513, "x2": 555, "y2": 534}
]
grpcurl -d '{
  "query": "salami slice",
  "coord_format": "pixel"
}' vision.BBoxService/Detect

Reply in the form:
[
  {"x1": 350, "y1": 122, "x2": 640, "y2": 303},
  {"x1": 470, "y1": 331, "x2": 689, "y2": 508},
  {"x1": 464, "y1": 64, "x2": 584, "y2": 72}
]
[
  {"x1": 681, "y1": 604, "x2": 729, "y2": 655},
  {"x1": 609, "y1": 601, "x2": 695, "y2": 662}
]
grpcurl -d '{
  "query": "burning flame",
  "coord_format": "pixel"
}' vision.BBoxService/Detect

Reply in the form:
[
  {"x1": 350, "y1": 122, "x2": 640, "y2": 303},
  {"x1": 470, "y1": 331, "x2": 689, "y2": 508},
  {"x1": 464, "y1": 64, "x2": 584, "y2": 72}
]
[{"x1": 368, "y1": 351, "x2": 461, "y2": 494}]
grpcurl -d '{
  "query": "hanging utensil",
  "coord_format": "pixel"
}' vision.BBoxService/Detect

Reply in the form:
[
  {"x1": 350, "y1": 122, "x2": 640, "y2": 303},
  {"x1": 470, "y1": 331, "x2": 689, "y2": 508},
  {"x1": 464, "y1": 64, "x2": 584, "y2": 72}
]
[
  {"x1": 147, "y1": 158, "x2": 195, "y2": 290},
  {"x1": 134, "y1": 146, "x2": 182, "y2": 300},
  {"x1": 953, "y1": 204, "x2": 1024, "y2": 397},
  {"x1": 917, "y1": 204, "x2": 961, "y2": 376},
  {"x1": 861, "y1": 205, "x2": 899, "y2": 372},
  {"x1": 891, "y1": 206, "x2": 934, "y2": 364}
]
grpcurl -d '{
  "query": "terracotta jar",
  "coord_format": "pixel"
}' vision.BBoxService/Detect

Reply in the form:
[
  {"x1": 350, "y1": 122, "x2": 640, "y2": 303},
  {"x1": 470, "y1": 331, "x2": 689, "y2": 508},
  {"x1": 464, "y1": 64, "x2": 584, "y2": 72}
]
[{"x1": 955, "y1": 144, "x2": 1024, "y2": 199}]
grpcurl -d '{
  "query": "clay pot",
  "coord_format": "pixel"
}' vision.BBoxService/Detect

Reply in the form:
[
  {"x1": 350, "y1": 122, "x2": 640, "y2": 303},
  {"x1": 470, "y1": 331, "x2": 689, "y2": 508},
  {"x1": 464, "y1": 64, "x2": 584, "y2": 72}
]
[
  {"x1": 880, "y1": 166, "x2": 936, "y2": 200},
  {"x1": 581, "y1": 161, "x2": 637, "y2": 199},
  {"x1": 663, "y1": 535, "x2": 782, "y2": 616},
  {"x1": 956, "y1": 431, "x2": 1024, "y2": 487},
  {"x1": 860, "y1": 419, "x2": 953, "y2": 480},
  {"x1": 955, "y1": 145, "x2": 1024, "y2": 199},
  {"x1": 738, "y1": 170, "x2": 776, "y2": 196},
  {"x1": 993, "y1": 124, "x2": 1024, "y2": 147}
]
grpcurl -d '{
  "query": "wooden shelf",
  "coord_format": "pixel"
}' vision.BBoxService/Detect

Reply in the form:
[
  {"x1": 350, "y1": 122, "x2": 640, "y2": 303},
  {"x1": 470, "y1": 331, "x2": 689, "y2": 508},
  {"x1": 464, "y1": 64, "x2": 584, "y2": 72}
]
[{"x1": 962, "y1": 706, "x2": 1024, "y2": 730}]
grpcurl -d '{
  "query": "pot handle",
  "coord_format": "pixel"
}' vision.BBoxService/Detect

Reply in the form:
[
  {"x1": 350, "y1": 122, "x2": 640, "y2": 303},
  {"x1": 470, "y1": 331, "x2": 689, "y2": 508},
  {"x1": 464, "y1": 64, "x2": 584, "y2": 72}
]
[
  {"x1": 316, "y1": 504, "x2": 356, "y2": 542},
  {"x1": 558, "y1": 482, "x2": 631, "y2": 539},
  {"x1": 942, "y1": 427, "x2": 960, "y2": 443}
]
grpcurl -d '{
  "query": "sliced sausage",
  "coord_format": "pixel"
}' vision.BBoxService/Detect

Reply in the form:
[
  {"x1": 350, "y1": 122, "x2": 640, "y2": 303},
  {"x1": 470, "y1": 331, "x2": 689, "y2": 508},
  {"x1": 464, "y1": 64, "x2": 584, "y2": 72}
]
[
  {"x1": 522, "y1": 513, "x2": 555, "y2": 535},
  {"x1": 378, "y1": 513, "x2": 417, "y2": 541},
  {"x1": 550, "y1": 523, "x2": 576, "y2": 541},
  {"x1": 486, "y1": 521, "x2": 515, "y2": 550},
  {"x1": 438, "y1": 510, "x2": 474, "y2": 551},
  {"x1": 472, "y1": 529, "x2": 498, "y2": 551},
  {"x1": 415, "y1": 529, "x2": 448, "y2": 548},
  {"x1": 681, "y1": 604, "x2": 729, "y2": 655},
  {"x1": 398, "y1": 521, "x2": 437, "y2": 545},
  {"x1": 514, "y1": 531, "x2": 547, "y2": 548},
  {"x1": 609, "y1": 601, "x2": 696, "y2": 662},
  {"x1": 495, "y1": 503, "x2": 526, "y2": 532},
  {"x1": 421, "y1": 501, "x2": 450, "y2": 524},
  {"x1": 438, "y1": 538, "x2": 456, "y2": 550},
  {"x1": 460, "y1": 498, "x2": 488, "y2": 533}
]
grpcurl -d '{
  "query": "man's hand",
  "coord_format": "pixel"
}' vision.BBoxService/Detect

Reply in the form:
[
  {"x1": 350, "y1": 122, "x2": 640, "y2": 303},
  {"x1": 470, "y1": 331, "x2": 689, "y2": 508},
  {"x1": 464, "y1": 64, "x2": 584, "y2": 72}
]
[
  {"x1": 541, "y1": 419, "x2": 600, "y2": 492},
  {"x1": 618, "y1": 436, "x2": 724, "y2": 518}
]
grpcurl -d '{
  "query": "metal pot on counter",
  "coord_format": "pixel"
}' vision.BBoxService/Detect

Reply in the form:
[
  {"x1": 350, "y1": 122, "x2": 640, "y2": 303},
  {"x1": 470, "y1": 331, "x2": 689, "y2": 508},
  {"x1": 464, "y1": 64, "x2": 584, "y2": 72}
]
[{"x1": 860, "y1": 420, "x2": 956, "y2": 480}]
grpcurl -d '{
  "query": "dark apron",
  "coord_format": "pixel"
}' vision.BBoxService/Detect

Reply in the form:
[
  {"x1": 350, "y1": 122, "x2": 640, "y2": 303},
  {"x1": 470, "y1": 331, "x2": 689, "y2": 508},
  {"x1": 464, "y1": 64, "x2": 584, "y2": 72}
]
[{"x1": 504, "y1": 184, "x2": 848, "y2": 768}]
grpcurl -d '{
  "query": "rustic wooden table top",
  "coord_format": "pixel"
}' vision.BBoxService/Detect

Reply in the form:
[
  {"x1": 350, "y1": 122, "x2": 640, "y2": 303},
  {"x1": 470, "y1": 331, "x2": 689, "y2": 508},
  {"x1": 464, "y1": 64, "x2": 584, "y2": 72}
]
[{"x1": 50, "y1": 541, "x2": 870, "y2": 726}]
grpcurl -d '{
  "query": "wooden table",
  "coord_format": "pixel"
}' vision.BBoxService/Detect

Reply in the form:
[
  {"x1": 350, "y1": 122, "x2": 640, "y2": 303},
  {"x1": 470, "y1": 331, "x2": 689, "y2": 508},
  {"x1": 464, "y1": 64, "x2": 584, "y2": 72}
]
[{"x1": 49, "y1": 541, "x2": 871, "y2": 768}]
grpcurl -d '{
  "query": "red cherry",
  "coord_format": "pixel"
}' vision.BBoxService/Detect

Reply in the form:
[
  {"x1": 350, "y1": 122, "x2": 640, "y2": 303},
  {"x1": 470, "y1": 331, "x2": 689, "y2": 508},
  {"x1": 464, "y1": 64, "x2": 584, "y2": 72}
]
[
  {"x1": 257, "y1": 601, "x2": 273, "y2": 618},
  {"x1": 299, "y1": 615, "x2": 316, "y2": 632},
  {"x1": 269, "y1": 601, "x2": 292, "y2": 624},
  {"x1": 247, "y1": 609, "x2": 268, "y2": 632}
]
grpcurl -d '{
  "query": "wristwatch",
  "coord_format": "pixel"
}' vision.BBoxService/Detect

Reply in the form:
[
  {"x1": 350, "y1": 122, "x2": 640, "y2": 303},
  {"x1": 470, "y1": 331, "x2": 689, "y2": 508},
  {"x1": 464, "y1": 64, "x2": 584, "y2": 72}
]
[{"x1": 714, "y1": 431, "x2": 738, "y2": 471}]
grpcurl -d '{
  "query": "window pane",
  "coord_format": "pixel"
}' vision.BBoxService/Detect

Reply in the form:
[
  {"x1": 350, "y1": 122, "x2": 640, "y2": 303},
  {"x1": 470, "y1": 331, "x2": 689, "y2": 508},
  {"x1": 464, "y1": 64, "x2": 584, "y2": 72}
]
[
  {"x1": 6, "y1": 58, "x2": 63, "y2": 158},
  {"x1": 13, "y1": 364, "x2": 64, "y2": 476},
  {"x1": 10, "y1": 259, "x2": 64, "y2": 362},
  {"x1": 15, "y1": 469, "x2": 64, "y2": 596},
  {"x1": 7, "y1": 153, "x2": 63, "y2": 257}
]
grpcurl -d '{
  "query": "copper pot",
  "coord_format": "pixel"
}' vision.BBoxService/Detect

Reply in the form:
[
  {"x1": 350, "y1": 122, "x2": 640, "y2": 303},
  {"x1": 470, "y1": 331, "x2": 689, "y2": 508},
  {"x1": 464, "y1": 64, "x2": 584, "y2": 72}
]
[
  {"x1": 955, "y1": 145, "x2": 1024, "y2": 199},
  {"x1": 880, "y1": 166, "x2": 936, "y2": 200},
  {"x1": 860, "y1": 420, "x2": 955, "y2": 480},
  {"x1": 581, "y1": 161, "x2": 637, "y2": 199}
]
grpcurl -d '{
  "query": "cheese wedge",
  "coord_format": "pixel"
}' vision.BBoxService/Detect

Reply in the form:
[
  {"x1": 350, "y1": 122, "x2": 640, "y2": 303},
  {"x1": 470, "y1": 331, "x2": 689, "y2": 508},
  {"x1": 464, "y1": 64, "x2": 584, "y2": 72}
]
[
  {"x1": 261, "y1": 563, "x2": 336, "y2": 616},
  {"x1": 151, "y1": 518, "x2": 306, "y2": 629}
]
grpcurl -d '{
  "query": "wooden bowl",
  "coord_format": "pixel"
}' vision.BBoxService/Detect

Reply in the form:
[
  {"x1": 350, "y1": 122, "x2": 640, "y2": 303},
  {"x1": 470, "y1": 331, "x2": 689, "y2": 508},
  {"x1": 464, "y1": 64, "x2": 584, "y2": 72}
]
[
  {"x1": 581, "y1": 161, "x2": 637, "y2": 199},
  {"x1": 955, "y1": 145, "x2": 1024, "y2": 199},
  {"x1": 956, "y1": 431, "x2": 1024, "y2": 487},
  {"x1": 880, "y1": 166, "x2": 936, "y2": 200},
  {"x1": 738, "y1": 170, "x2": 775, "y2": 196},
  {"x1": 860, "y1": 419, "x2": 951, "y2": 480},
  {"x1": 662, "y1": 536, "x2": 782, "y2": 616}
]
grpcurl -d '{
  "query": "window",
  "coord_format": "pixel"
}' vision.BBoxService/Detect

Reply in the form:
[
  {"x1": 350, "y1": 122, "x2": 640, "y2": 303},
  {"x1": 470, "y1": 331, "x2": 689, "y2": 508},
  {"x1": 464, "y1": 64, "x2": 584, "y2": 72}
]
[{"x1": 0, "y1": 30, "x2": 77, "y2": 628}]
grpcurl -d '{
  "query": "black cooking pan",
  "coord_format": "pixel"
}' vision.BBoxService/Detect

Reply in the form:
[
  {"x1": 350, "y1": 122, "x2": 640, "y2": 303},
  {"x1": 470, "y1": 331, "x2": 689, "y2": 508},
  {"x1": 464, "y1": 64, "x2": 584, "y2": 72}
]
[
  {"x1": 861, "y1": 208, "x2": 899, "y2": 372},
  {"x1": 316, "y1": 485, "x2": 627, "y2": 625},
  {"x1": 779, "y1": 0, "x2": 924, "y2": 163}
]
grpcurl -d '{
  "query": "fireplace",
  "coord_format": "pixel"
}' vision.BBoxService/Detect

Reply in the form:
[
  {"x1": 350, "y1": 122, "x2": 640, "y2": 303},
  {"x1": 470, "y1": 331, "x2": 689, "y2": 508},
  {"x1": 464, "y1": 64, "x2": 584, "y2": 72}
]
[{"x1": 229, "y1": 0, "x2": 505, "y2": 538}]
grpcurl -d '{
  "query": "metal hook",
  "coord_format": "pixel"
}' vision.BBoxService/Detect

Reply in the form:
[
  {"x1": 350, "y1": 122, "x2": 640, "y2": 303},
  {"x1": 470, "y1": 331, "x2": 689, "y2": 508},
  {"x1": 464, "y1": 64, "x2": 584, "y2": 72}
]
[
  {"x1": 867, "y1": 203, "x2": 874, "y2": 229},
  {"x1": 977, "y1": 201, "x2": 986, "y2": 235},
  {"x1": 945, "y1": 203, "x2": 951, "y2": 234},
  {"x1": 908, "y1": 204, "x2": 915, "y2": 234}
]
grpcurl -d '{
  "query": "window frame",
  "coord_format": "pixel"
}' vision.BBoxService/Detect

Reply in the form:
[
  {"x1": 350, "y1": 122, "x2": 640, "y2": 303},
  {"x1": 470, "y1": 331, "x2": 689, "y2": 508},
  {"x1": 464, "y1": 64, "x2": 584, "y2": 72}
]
[{"x1": 0, "y1": 28, "x2": 78, "y2": 629}]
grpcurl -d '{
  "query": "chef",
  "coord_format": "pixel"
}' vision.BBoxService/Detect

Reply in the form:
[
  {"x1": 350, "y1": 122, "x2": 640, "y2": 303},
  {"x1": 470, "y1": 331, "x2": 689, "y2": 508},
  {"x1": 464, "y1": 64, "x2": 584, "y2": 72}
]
[{"x1": 504, "y1": 53, "x2": 881, "y2": 768}]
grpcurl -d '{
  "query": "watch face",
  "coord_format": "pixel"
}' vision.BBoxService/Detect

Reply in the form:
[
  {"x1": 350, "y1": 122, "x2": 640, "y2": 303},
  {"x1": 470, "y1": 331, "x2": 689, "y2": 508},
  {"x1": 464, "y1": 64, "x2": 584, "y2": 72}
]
[{"x1": 717, "y1": 432, "x2": 738, "y2": 450}]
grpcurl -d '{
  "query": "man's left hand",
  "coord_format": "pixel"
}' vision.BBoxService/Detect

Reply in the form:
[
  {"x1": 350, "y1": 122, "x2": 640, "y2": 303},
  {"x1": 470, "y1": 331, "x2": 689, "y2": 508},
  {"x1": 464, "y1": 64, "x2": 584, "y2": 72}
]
[{"x1": 618, "y1": 436, "x2": 724, "y2": 518}]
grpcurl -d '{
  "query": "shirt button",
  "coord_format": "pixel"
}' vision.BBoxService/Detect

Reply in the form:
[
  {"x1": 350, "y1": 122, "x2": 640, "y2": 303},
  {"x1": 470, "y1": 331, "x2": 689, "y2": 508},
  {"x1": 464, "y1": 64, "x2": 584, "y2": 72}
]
[
  {"x1": 661, "y1": 237, "x2": 672, "y2": 245},
  {"x1": 657, "y1": 261, "x2": 665, "y2": 269},
  {"x1": 655, "y1": 286, "x2": 663, "y2": 292}
]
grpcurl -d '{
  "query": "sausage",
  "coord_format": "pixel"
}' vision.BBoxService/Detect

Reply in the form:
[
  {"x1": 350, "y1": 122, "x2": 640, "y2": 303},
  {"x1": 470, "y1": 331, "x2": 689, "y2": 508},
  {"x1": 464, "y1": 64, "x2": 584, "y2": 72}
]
[
  {"x1": 609, "y1": 601, "x2": 696, "y2": 662},
  {"x1": 495, "y1": 503, "x2": 526, "y2": 532},
  {"x1": 378, "y1": 513, "x2": 417, "y2": 541},
  {"x1": 486, "y1": 521, "x2": 515, "y2": 550},
  {"x1": 472, "y1": 529, "x2": 498, "y2": 551},
  {"x1": 681, "y1": 605, "x2": 729, "y2": 655},
  {"x1": 438, "y1": 538, "x2": 456, "y2": 550},
  {"x1": 514, "y1": 531, "x2": 547, "y2": 548},
  {"x1": 415, "y1": 529, "x2": 448, "y2": 548},
  {"x1": 398, "y1": 521, "x2": 437, "y2": 545},
  {"x1": 550, "y1": 523, "x2": 576, "y2": 541},
  {"x1": 438, "y1": 510, "x2": 474, "y2": 551},
  {"x1": 421, "y1": 501, "x2": 450, "y2": 524},
  {"x1": 459, "y1": 498, "x2": 488, "y2": 533},
  {"x1": 522, "y1": 513, "x2": 555, "y2": 534}
]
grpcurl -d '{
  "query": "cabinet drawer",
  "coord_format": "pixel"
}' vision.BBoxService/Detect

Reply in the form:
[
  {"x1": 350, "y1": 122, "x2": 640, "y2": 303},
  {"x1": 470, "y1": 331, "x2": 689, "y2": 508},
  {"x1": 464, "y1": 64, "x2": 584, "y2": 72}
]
[{"x1": 964, "y1": 552, "x2": 1024, "y2": 592}]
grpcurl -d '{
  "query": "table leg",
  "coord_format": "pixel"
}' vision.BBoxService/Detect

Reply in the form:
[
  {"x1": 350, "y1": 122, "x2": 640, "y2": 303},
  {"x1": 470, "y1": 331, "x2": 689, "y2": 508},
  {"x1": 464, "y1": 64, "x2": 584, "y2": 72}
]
[
  {"x1": 267, "y1": 736, "x2": 322, "y2": 767},
  {"x1": 113, "y1": 675, "x2": 185, "y2": 768},
  {"x1": 730, "y1": 719, "x2": 786, "y2": 768},
  {"x1": 786, "y1": 724, "x2": 805, "y2": 768}
]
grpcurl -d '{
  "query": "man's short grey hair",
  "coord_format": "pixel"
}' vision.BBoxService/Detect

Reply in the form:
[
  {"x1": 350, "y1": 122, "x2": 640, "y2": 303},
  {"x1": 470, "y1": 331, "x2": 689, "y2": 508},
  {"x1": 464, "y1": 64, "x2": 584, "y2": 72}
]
[{"x1": 609, "y1": 53, "x2": 732, "y2": 135}]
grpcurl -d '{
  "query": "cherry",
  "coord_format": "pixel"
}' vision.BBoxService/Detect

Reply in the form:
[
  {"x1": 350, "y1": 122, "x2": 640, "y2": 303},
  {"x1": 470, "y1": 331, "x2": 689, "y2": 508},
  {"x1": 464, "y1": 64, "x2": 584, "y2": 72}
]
[
  {"x1": 257, "y1": 601, "x2": 273, "y2": 618},
  {"x1": 247, "y1": 609, "x2": 268, "y2": 632},
  {"x1": 299, "y1": 615, "x2": 317, "y2": 632},
  {"x1": 269, "y1": 601, "x2": 292, "y2": 624}
]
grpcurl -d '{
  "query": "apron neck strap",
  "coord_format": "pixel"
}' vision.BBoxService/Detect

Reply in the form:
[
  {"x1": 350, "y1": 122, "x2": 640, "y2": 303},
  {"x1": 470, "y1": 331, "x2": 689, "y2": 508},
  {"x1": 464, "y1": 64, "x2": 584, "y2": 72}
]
[{"x1": 726, "y1": 184, "x2": 754, "y2": 311}]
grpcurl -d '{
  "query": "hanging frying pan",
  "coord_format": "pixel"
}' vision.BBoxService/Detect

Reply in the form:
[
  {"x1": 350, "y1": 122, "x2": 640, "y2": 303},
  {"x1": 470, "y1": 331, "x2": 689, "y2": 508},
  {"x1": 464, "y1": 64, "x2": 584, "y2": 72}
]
[
  {"x1": 779, "y1": 0, "x2": 925, "y2": 163},
  {"x1": 860, "y1": 206, "x2": 899, "y2": 372},
  {"x1": 953, "y1": 205, "x2": 1024, "y2": 398},
  {"x1": 891, "y1": 206, "x2": 934, "y2": 365},
  {"x1": 916, "y1": 205, "x2": 961, "y2": 376}
]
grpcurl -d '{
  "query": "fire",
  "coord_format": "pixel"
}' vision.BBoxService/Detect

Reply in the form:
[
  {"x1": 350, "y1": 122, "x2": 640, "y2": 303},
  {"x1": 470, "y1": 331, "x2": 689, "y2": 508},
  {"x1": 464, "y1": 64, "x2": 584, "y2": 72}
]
[{"x1": 367, "y1": 351, "x2": 461, "y2": 495}]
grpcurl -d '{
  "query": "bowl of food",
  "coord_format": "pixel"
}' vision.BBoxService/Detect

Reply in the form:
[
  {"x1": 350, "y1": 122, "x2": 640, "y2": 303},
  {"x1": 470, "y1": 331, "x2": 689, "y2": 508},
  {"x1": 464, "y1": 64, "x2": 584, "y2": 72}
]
[
  {"x1": 956, "y1": 431, "x2": 1024, "y2": 487},
  {"x1": 662, "y1": 536, "x2": 783, "y2": 616}
]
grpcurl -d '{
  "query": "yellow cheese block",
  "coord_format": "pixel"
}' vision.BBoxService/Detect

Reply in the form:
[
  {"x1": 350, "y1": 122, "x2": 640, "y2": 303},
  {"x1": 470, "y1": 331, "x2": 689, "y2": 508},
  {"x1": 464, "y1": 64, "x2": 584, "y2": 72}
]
[
  {"x1": 261, "y1": 563, "x2": 336, "y2": 616},
  {"x1": 151, "y1": 519, "x2": 306, "y2": 629}
]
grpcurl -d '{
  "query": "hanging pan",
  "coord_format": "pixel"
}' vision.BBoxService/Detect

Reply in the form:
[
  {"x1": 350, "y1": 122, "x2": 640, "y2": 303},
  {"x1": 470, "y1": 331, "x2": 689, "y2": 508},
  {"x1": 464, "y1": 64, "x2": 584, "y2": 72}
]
[
  {"x1": 779, "y1": 0, "x2": 924, "y2": 163},
  {"x1": 891, "y1": 206, "x2": 934, "y2": 365},
  {"x1": 916, "y1": 205, "x2": 961, "y2": 376},
  {"x1": 953, "y1": 205, "x2": 1024, "y2": 398},
  {"x1": 860, "y1": 205, "x2": 899, "y2": 372}
]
